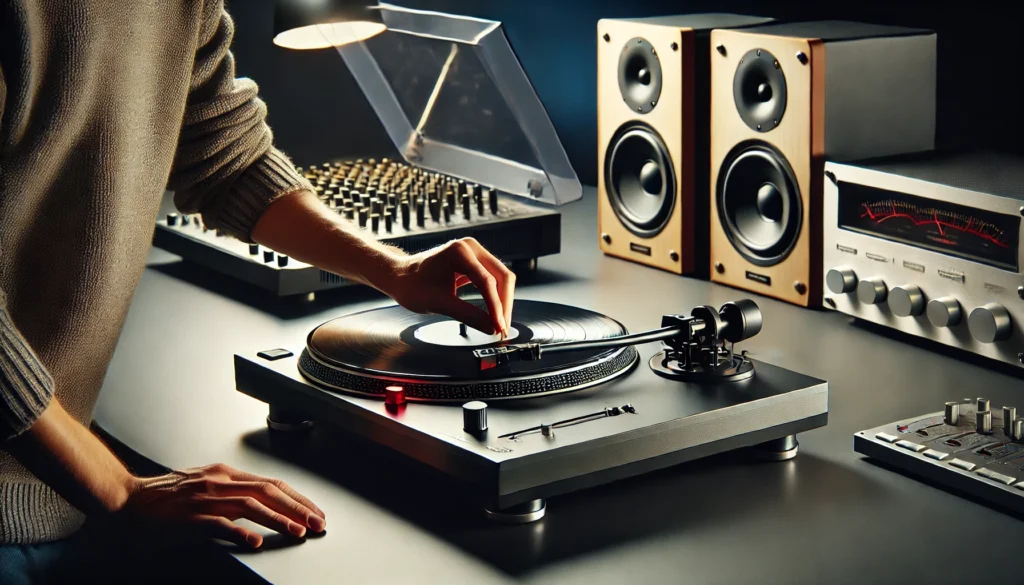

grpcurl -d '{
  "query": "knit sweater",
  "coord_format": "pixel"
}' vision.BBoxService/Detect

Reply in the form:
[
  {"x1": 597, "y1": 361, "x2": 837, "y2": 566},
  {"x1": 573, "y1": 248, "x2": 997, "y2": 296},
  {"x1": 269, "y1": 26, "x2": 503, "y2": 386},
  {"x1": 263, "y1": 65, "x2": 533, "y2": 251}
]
[{"x1": 0, "y1": 0, "x2": 312, "y2": 543}]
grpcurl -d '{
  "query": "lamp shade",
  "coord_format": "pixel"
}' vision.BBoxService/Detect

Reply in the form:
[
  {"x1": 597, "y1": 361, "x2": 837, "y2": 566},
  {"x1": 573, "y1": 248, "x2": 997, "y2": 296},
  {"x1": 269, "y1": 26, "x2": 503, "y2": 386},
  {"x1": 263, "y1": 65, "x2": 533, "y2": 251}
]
[{"x1": 274, "y1": 0, "x2": 386, "y2": 49}]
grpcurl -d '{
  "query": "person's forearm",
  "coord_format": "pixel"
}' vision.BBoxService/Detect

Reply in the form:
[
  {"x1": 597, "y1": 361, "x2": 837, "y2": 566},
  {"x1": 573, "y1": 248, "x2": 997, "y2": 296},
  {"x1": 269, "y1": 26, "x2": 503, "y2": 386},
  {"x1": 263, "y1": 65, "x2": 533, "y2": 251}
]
[
  {"x1": 6, "y1": 398, "x2": 136, "y2": 514},
  {"x1": 251, "y1": 189, "x2": 406, "y2": 291}
]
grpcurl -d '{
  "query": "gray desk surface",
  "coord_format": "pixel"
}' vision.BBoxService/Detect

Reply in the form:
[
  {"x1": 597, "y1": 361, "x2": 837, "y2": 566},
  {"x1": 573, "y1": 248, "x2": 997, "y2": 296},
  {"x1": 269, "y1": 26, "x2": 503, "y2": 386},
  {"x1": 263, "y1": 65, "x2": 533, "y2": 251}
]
[{"x1": 97, "y1": 188, "x2": 1024, "y2": 585}]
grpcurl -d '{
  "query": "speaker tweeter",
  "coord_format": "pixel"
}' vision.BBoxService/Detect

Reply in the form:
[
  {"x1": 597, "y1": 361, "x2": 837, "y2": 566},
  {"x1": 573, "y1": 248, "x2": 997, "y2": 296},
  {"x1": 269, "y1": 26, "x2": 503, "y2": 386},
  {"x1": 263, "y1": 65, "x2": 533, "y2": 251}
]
[
  {"x1": 733, "y1": 48, "x2": 787, "y2": 132},
  {"x1": 618, "y1": 38, "x2": 663, "y2": 114}
]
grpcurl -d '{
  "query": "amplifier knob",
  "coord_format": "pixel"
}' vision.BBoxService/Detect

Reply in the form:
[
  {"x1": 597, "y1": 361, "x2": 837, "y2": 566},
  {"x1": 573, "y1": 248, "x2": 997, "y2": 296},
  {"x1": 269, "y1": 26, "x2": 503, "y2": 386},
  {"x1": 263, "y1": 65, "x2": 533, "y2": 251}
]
[
  {"x1": 968, "y1": 303, "x2": 1012, "y2": 343},
  {"x1": 926, "y1": 297, "x2": 962, "y2": 328},
  {"x1": 889, "y1": 285, "x2": 925, "y2": 317},
  {"x1": 826, "y1": 267, "x2": 857, "y2": 294},
  {"x1": 1004, "y1": 406, "x2": 1017, "y2": 436},
  {"x1": 978, "y1": 409, "x2": 993, "y2": 434},
  {"x1": 944, "y1": 401, "x2": 960, "y2": 425},
  {"x1": 856, "y1": 277, "x2": 887, "y2": 305}
]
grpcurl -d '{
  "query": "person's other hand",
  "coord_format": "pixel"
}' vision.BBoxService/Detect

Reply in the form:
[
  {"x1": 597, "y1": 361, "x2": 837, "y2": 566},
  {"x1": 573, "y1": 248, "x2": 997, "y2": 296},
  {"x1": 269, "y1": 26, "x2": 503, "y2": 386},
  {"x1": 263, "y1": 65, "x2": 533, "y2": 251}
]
[
  {"x1": 382, "y1": 237, "x2": 516, "y2": 336},
  {"x1": 122, "y1": 463, "x2": 326, "y2": 549}
]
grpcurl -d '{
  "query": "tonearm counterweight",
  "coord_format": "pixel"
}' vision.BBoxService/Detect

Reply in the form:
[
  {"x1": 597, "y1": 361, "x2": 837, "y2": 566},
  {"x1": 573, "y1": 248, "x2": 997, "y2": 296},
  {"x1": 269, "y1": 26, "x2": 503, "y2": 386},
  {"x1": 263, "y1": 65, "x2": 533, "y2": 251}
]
[{"x1": 474, "y1": 299, "x2": 763, "y2": 382}]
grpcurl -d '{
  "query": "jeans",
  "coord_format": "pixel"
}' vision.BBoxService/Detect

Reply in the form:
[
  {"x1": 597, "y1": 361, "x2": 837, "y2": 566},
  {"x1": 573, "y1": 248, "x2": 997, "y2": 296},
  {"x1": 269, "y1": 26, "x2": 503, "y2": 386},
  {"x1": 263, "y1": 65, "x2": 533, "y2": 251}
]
[{"x1": 0, "y1": 520, "x2": 268, "y2": 585}]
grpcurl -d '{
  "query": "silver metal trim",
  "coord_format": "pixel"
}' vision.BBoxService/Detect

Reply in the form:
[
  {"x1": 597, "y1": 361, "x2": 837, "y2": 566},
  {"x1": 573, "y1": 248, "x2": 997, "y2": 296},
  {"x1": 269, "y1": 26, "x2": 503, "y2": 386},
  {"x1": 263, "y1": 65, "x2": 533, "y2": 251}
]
[{"x1": 298, "y1": 347, "x2": 640, "y2": 404}]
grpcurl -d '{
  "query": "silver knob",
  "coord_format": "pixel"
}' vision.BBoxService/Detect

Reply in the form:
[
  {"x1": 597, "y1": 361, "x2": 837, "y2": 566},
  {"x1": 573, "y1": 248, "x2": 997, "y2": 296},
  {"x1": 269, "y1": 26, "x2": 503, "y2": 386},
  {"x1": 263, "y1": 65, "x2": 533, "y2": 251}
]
[
  {"x1": 968, "y1": 303, "x2": 1012, "y2": 343},
  {"x1": 944, "y1": 401, "x2": 960, "y2": 425},
  {"x1": 856, "y1": 277, "x2": 887, "y2": 305},
  {"x1": 978, "y1": 410, "x2": 993, "y2": 434},
  {"x1": 978, "y1": 398, "x2": 991, "y2": 412},
  {"x1": 889, "y1": 285, "x2": 925, "y2": 317},
  {"x1": 1014, "y1": 418, "x2": 1024, "y2": 442},
  {"x1": 1004, "y1": 406, "x2": 1017, "y2": 436},
  {"x1": 541, "y1": 423, "x2": 554, "y2": 438},
  {"x1": 926, "y1": 297, "x2": 962, "y2": 328},
  {"x1": 462, "y1": 401, "x2": 488, "y2": 434},
  {"x1": 826, "y1": 267, "x2": 857, "y2": 294}
]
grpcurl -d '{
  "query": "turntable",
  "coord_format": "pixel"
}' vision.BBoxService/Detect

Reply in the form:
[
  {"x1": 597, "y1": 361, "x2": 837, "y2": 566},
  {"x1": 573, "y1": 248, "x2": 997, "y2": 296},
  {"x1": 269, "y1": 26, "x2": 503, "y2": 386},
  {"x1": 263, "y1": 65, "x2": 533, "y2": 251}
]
[{"x1": 234, "y1": 298, "x2": 829, "y2": 522}]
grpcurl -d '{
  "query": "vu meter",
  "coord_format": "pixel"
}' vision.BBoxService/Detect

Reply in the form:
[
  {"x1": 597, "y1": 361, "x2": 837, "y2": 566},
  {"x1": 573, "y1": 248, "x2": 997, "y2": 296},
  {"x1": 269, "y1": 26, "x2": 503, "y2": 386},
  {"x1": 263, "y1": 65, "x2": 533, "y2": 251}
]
[{"x1": 821, "y1": 152, "x2": 1024, "y2": 369}]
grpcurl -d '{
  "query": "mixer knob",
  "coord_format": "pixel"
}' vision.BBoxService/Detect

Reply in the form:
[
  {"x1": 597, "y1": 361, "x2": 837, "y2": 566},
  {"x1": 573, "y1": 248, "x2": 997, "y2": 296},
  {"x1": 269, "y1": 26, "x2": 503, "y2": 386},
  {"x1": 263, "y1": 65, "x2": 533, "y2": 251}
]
[
  {"x1": 263, "y1": 250, "x2": 274, "y2": 263},
  {"x1": 248, "y1": 243, "x2": 259, "y2": 256},
  {"x1": 1004, "y1": 406, "x2": 1017, "y2": 436},
  {"x1": 443, "y1": 204, "x2": 451, "y2": 224},
  {"x1": 944, "y1": 401, "x2": 960, "y2": 425},
  {"x1": 926, "y1": 297, "x2": 962, "y2": 328},
  {"x1": 968, "y1": 303, "x2": 1012, "y2": 343},
  {"x1": 978, "y1": 397, "x2": 991, "y2": 412},
  {"x1": 462, "y1": 195, "x2": 471, "y2": 219},
  {"x1": 856, "y1": 277, "x2": 887, "y2": 305},
  {"x1": 384, "y1": 213, "x2": 393, "y2": 233},
  {"x1": 371, "y1": 213, "x2": 380, "y2": 233},
  {"x1": 166, "y1": 213, "x2": 179, "y2": 226},
  {"x1": 978, "y1": 410, "x2": 993, "y2": 434},
  {"x1": 357, "y1": 207, "x2": 368, "y2": 228},
  {"x1": 488, "y1": 188, "x2": 499, "y2": 214},
  {"x1": 401, "y1": 202, "x2": 411, "y2": 229},
  {"x1": 462, "y1": 401, "x2": 488, "y2": 434},
  {"x1": 1014, "y1": 418, "x2": 1024, "y2": 442},
  {"x1": 825, "y1": 267, "x2": 857, "y2": 294},
  {"x1": 277, "y1": 255, "x2": 289, "y2": 267},
  {"x1": 889, "y1": 285, "x2": 925, "y2": 318}
]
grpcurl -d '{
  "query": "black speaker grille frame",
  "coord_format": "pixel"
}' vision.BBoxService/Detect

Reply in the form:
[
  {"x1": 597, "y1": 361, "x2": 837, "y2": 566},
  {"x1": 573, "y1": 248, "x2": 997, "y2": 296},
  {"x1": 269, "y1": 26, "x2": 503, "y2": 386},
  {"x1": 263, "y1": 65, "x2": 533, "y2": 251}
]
[
  {"x1": 604, "y1": 122, "x2": 677, "y2": 238},
  {"x1": 716, "y1": 140, "x2": 802, "y2": 267}
]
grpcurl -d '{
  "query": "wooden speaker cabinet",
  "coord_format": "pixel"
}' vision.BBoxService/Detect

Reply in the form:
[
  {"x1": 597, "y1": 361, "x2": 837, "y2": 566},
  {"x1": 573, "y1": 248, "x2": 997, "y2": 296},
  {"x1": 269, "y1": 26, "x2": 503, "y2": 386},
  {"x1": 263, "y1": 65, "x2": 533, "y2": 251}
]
[
  {"x1": 597, "y1": 14, "x2": 773, "y2": 276},
  {"x1": 709, "y1": 21, "x2": 936, "y2": 306}
]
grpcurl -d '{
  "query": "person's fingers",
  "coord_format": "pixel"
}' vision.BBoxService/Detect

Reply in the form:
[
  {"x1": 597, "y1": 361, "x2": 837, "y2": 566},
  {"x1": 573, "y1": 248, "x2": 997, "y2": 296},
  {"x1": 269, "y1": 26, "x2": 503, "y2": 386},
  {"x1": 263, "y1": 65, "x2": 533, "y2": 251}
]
[
  {"x1": 217, "y1": 468, "x2": 326, "y2": 520},
  {"x1": 432, "y1": 294, "x2": 495, "y2": 334},
  {"x1": 461, "y1": 238, "x2": 516, "y2": 330},
  {"x1": 448, "y1": 240, "x2": 505, "y2": 335},
  {"x1": 196, "y1": 514, "x2": 262, "y2": 549},
  {"x1": 215, "y1": 496, "x2": 307, "y2": 538},
  {"x1": 213, "y1": 481, "x2": 324, "y2": 533}
]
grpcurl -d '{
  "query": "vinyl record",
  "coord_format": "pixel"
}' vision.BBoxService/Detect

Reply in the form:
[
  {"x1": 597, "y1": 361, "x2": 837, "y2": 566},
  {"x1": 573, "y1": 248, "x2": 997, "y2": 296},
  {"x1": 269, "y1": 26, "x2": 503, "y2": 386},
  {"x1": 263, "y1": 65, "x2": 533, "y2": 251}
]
[{"x1": 298, "y1": 300, "x2": 639, "y2": 402}]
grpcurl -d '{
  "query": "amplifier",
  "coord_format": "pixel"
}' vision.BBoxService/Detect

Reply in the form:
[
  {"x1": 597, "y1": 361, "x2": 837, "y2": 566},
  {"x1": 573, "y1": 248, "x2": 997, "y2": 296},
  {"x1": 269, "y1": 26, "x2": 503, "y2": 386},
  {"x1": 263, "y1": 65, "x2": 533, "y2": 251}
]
[{"x1": 823, "y1": 152, "x2": 1024, "y2": 369}]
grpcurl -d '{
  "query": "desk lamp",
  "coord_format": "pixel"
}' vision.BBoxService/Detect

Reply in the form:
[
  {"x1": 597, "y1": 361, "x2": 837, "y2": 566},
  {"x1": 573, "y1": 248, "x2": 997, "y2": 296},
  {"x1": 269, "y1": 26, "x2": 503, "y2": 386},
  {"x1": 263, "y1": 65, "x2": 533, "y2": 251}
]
[{"x1": 273, "y1": 0, "x2": 386, "y2": 49}]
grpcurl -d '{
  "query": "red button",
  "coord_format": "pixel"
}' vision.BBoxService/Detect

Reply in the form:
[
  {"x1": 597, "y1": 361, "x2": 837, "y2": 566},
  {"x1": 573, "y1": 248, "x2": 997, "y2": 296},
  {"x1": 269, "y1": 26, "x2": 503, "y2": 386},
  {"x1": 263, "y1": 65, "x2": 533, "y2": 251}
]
[{"x1": 384, "y1": 386, "x2": 405, "y2": 406}]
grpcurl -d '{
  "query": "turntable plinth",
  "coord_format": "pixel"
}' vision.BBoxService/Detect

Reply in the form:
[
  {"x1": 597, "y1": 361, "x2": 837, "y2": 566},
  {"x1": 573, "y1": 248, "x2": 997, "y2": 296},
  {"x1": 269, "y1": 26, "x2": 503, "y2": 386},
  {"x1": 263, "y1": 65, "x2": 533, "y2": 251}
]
[{"x1": 234, "y1": 307, "x2": 828, "y2": 519}]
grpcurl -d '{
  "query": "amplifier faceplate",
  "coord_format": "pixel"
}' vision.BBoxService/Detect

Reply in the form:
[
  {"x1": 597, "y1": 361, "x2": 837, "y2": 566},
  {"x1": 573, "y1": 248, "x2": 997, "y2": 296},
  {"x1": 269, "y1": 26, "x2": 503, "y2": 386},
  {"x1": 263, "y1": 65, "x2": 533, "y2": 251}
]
[{"x1": 822, "y1": 160, "x2": 1024, "y2": 370}]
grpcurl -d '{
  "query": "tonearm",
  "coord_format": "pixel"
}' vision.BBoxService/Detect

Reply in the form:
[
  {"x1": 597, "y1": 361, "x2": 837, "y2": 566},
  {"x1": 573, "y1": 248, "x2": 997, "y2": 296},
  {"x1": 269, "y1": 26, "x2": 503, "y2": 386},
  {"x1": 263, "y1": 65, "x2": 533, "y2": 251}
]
[{"x1": 474, "y1": 299, "x2": 763, "y2": 382}]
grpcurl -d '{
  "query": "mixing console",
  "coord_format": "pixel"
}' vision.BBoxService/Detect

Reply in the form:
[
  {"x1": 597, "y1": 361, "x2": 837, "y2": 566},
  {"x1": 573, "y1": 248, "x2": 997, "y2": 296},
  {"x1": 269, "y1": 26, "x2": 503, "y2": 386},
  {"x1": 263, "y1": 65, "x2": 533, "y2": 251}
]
[
  {"x1": 856, "y1": 398, "x2": 1024, "y2": 514},
  {"x1": 154, "y1": 159, "x2": 561, "y2": 296}
]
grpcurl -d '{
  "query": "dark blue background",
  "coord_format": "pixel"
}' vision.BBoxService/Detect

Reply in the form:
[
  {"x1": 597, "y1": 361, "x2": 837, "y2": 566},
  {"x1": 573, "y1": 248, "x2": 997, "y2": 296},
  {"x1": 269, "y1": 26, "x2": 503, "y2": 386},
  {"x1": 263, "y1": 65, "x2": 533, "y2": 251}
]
[{"x1": 225, "y1": 1, "x2": 1021, "y2": 186}]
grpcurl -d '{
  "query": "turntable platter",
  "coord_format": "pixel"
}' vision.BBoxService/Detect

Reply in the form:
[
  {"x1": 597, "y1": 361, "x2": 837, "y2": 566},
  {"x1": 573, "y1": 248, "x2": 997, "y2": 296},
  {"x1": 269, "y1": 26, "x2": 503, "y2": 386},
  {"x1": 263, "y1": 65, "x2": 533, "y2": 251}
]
[{"x1": 298, "y1": 300, "x2": 639, "y2": 402}]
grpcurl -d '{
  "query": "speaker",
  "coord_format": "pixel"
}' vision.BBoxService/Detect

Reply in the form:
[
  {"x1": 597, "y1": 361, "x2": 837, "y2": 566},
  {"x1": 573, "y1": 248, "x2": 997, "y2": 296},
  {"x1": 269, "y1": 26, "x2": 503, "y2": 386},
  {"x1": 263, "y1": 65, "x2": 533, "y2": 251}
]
[
  {"x1": 598, "y1": 14, "x2": 774, "y2": 275},
  {"x1": 709, "y1": 21, "x2": 936, "y2": 306}
]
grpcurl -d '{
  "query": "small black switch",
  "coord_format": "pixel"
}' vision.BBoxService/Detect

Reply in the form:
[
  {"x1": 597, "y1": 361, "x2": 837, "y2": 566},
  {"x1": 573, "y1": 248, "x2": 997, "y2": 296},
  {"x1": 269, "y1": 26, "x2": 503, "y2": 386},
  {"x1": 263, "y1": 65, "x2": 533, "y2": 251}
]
[{"x1": 257, "y1": 348, "x2": 294, "y2": 361}]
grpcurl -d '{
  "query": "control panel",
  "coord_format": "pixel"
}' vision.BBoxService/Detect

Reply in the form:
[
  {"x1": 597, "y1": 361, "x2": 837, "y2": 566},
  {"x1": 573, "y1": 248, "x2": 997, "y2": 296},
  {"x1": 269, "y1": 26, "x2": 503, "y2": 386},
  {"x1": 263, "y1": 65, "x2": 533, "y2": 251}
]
[
  {"x1": 822, "y1": 160, "x2": 1024, "y2": 369},
  {"x1": 856, "y1": 397, "x2": 1024, "y2": 515},
  {"x1": 153, "y1": 158, "x2": 561, "y2": 296}
]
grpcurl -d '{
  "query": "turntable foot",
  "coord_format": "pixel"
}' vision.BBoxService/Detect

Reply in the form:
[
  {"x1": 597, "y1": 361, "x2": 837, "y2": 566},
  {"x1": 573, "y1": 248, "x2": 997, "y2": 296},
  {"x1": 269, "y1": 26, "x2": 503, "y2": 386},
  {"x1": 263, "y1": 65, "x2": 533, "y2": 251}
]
[
  {"x1": 749, "y1": 435, "x2": 799, "y2": 462},
  {"x1": 483, "y1": 499, "x2": 546, "y2": 524},
  {"x1": 511, "y1": 258, "x2": 538, "y2": 275},
  {"x1": 266, "y1": 404, "x2": 314, "y2": 432}
]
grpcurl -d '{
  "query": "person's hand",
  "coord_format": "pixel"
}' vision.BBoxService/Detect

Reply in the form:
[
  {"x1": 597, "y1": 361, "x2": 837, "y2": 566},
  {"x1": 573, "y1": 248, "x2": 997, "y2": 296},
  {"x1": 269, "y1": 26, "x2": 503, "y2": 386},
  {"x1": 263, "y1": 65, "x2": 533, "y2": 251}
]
[
  {"x1": 382, "y1": 237, "x2": 515, "y2": 336},
  {"x1": 121, "y1": 463, "x2": 326, "y2": 549}
]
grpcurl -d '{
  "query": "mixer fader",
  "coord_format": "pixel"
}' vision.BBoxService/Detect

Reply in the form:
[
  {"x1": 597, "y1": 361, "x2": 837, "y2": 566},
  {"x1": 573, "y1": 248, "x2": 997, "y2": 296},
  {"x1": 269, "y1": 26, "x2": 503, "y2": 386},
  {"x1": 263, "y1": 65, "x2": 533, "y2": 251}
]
[
  {"x1": 856, "y1": 397, "x2": 1024, "y2": 514},
  {"x1": 154, "y1": 158, "x2": 561, "y2": 296}
]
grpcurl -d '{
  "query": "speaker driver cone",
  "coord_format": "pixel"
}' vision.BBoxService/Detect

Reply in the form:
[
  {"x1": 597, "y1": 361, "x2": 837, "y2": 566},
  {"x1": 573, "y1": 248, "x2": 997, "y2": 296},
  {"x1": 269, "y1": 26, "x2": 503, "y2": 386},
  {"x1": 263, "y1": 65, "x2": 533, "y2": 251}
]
[
  {"x1": 717, "y1": 142, "x2": 801, "y2": 266},
  {"x1": 733, "y1": 48, "x2": 787, "y2": 132},
  {"x1": 606, "y1": 123, "x2": 675, "y2": 237},
  {"x1": 618, "y1": 37, "x2": 662, "y2": 114}
]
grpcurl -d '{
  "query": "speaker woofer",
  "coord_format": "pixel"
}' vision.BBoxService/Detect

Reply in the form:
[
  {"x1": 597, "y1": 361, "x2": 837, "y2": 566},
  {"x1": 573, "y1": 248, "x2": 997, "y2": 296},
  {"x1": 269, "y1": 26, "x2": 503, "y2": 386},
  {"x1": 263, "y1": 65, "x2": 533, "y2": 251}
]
[
  {"x1": 733, "y1": 48, "x2": 787, "y2": 133},
  {"x1": 606, "y1": 123, "x2": 676, "y2": 237},
  {"x1": 618, "y1": 37, "x2": 662, "y2": 114},
  {"x1": 717, "y1": 142, "x2": 801, "y2": 266}
]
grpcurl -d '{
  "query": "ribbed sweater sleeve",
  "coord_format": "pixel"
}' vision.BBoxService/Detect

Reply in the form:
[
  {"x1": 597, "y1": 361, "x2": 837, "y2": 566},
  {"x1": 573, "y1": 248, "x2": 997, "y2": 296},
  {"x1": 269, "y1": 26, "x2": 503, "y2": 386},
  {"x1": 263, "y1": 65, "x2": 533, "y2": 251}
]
[
  {"x1": 168, "y1": 0, "x2": 312, "y2": 242},
  {"x1": 0, "y1": 291, "x2": 55, "y2": 442}
]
